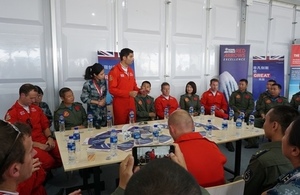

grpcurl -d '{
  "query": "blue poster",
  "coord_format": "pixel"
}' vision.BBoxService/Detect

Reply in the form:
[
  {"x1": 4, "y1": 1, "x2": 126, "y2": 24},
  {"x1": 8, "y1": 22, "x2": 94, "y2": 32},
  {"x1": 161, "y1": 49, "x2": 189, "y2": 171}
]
[
  {"x1": 252, "y1": 56, "x2": 284, "y2": 100},
  {"x1": 219, "y1": 45, "x2": 250, "y2": 102}
]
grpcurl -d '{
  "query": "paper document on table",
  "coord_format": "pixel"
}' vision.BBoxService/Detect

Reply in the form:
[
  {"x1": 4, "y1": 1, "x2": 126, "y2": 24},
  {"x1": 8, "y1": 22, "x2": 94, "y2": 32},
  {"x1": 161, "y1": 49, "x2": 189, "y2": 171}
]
[
  {"x1": 159, "y1": 135, "x2": 172, "y2": 143},
  {"x1": 89, "y1": 142, "x2": 110, "y2": 151},
  {"x1": 194, "y1": 122, "x2": 220, "y2": 130},
  {"x1": 118, "y1": 140, "x2": 134, "y2": 151},
  {"x1": 83, "y1": 130, "x2": 122, "y2": 145}
]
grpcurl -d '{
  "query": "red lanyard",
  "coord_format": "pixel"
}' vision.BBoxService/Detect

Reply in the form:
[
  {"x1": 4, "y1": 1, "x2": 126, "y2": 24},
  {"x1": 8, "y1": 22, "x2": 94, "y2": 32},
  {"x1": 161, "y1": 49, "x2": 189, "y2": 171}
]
[{"x1": 93, "y1": 80, "x2": 102, "y2": 97}]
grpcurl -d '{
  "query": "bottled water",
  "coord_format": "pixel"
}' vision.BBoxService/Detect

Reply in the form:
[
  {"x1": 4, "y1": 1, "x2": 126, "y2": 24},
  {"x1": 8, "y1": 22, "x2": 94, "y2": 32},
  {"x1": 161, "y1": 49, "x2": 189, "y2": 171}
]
[
  {"x1": 210, "y1": 105, "x2": 215, "y2": 117},
  {"x1": 206, "y1": 119, "x2": 212, "y2": 138},
  {"x1": 59, "y1": 114, "x2": 65, "y2": 132},
  {"x1": 248, "y1": 114, "x2": 255, "y2": 131},
  {"x1": 189, "y1": 106, "x2": 194, "y2": 117},
  {"x1": 110, "y1": 129, "x2": 118, "y2": 157},
  {"x1": 229, "y1": 109, "x2": 234, "y2": 125},
  {"x1": 87, "y1": 113, "x2": 93, "y2": 131},
  {"x1": 164, "y1": 107, "x2": 169, "y2": 120},
  {"x1": 235, "y1": 117, "x2": 242, "y2": 136},
  {"x1": 239, "y1": 112, "x2": 245, "y2": 123},
  {"x1": 67, "y1": 135, "x2": 76, "y2": 164},
  {"x1": 129, "y1": 109, "x2": 134, "y2": 125},
  {"x1": 107, "y1": 111, "x2": 112, "y2": 130},
  {"x1": 200, "y1": 105, "x2": 205, "y2": 121},
  {"x1": 73, "y1": 127, "x2": 81, "y2": 152},
  {"x1": 220, "y1": 118, "x2": 228, "y2": 140},
  {"x1": 152, "y1": 124, "x2": 159, "y2": 144},
  {"x1": 133, "y1": 126, "x2": 141, "y2": 145}
]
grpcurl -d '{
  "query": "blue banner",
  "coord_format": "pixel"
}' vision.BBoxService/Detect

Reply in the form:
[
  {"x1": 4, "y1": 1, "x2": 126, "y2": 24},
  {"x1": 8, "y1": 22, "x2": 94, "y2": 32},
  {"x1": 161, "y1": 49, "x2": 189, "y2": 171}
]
[
  {"x1": 219, "y1": 45, "x2": 250, "y2": 102},
  {"x1": 252, "y1": 56, "x2": 285, "y2": 100},
  {"x1": 288, "y1": 45, "x2": 300, "y2": 100}
]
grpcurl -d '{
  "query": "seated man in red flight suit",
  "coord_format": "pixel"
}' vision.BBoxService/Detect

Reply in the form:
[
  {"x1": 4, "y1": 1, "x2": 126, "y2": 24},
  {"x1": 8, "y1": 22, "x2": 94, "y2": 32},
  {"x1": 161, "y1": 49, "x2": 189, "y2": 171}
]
[
  {"x1": 155, "y1": 82, "x2": 179, "y2": 119},
  {"x1": 168, "y1": 109, "x2": 227, "y2": 187},
  {"x1": 5, "y1": 84, "x2": 62, "y2": 172},
  {"x1": 201, "y1": 78, "x2": 228, "y2": 119}
]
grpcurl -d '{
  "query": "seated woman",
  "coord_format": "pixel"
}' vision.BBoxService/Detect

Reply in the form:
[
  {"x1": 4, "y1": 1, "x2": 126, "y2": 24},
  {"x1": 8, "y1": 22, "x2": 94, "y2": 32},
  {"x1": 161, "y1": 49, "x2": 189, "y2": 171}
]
[
  {"x1": 263, "y1": 116, "x2": 300, "y2": 194},
  {"x1": 179, "y1": 81, "x2": 201, "y2": 116},
  {"x1": 54, "y1": 87, "x2": 87, "y2": 131},
  {"x1": 34, "y1": 85, "x2": 53, "y2": 127}
]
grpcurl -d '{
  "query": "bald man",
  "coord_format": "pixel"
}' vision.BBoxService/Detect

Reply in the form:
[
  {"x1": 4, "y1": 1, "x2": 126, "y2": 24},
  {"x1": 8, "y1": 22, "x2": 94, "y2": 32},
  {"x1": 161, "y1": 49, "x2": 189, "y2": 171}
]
[{"x1": 168, "y1": 109, "x2": 227, "y2": 187}]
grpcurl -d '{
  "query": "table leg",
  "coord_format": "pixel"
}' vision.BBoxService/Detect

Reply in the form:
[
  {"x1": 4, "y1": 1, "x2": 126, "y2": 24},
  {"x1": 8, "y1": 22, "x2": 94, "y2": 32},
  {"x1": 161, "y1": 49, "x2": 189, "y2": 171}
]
[{"x1": 234, "y1": 140, "x2": 242, "y2": 177}]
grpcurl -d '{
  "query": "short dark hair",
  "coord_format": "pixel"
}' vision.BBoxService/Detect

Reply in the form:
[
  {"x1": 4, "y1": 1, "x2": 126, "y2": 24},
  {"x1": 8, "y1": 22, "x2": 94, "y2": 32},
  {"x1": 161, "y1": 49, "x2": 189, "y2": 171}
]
[
  {"x1": 269, "y1": 105, "x2": 299, "y2": 135},
  {"x1": 0, "y1": 121, "x2": 31, "y2": 183},
  {"x1": 19, "y1": 83, "x2": 37, "y2": 96},
  {"x1": 84, "y1": 63, "x2": 104, "y2": 80},
  {"x1": 125, "y1": 158, "x2": 202, "y2": 195},
  {"x1": 239, "y1": 79, "x2": 248, "y2": 85},
  {"x1": 210, "y1": 78, "x2": 219, "y2": 85},
  {"x1": 272, "y1": 83, "x2": 281, "y2": 90},
  {"x1": 185, "y1": 81, "x2": 197, "y2": 95},
  {"x1": 161, "y1": 82, "x2": 170, "y2": 91},
  {"x1": 142, "y1": 81, "x2": 151, "y2": 87},
  {"x1": 120, "y1": 48, "x2": 133, "y2": 61},
  {"x1": 59, "y1": 87, "x2": 72, "y2": 98},
  {"x1": 288, "y1": 116, "x2": 300, "y2": 149},
  {"x1": 268, "y1": 79, "x2": 276, "y2": 84},
  {"x1": 34, "y1": 85, "x2": 43, "y2": 95}
]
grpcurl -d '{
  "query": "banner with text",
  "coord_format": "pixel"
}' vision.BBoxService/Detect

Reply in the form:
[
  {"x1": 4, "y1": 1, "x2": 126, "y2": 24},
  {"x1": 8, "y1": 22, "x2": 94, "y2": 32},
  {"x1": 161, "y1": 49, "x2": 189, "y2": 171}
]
[
  {"x1": 288, "y1": 45, "x2": 300, "y2": 100},
  {"x1": 219, "y1": 45, "x2": 250, "y2": 102},
  {"x1": 252, "y1": 56, "x2": 284, "y2": 100}
]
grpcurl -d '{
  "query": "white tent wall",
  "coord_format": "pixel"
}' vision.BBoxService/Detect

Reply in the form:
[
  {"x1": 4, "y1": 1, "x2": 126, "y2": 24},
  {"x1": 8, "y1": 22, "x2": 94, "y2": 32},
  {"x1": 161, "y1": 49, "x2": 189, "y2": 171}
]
[{"x1": 0, "y1": 0, "x2": 299, "y2": 121}]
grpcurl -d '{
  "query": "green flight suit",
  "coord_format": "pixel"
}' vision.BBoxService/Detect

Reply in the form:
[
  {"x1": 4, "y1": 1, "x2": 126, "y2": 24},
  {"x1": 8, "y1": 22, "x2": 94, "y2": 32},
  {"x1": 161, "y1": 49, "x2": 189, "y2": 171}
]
[
  {"x1": 229, "y1": 90, "x2": 254, "y2": 121},
  {"x1": 255, "y1": 91, "x2": 271, "y2": 117},
  {"x1": 290, "y1": 91, "x2": 300, "y2": 111},
  {"x1": 179, "y1": 94, "x2": 201, "y2": 115},
  {"x1": 243, "y1": 141, "x2": 293, "y2": 195},
  {"x1": 135, "y1": 94, "x2": 155, "y2": 122},
  {"x1": 254, "y1": 96, "x2": 290, "y2": 128},
  {"x1": 54, "y1": 102, "x2": 87, "y2": 131}
]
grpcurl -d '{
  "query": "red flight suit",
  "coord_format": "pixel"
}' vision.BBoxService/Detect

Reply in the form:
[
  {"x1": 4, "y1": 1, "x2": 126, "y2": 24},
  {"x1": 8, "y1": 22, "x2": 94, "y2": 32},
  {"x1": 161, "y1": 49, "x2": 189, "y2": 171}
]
[
  {"x1": 175, "y1": 132, "x2": 227, "y2": 187},
  {"x1": 108, "y1": 63, "x2": 139, "y2": 125},
  {"x1": 154, "y1": 95, "x2": 178, "y2": 119},
  {"x1": 200, "y1": 90, "x2": 228, "y2": 119},
  {"x1": 5, "y1": 101, "x2": 62, "y2": 171},
  {"x1": 17, "y1": 168, "x2": 47, "y2": 195}
]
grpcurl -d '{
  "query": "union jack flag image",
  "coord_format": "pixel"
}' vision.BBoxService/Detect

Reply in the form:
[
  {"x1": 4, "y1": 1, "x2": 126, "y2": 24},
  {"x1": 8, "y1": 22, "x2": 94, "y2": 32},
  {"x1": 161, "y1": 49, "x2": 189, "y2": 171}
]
[
  {"x1": 97, "y1": 51, "x2": 119, "y2": 58},
  {"x1": 253, "y1": 56, "x2": 284, "y2": 61}
]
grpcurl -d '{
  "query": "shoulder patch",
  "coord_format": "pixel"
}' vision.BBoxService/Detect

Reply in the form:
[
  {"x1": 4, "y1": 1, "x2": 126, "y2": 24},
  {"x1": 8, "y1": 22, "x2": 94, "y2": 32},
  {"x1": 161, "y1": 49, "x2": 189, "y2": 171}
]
[{"x1": 244, "y1": 169, "x2": 253, "y2": 182}]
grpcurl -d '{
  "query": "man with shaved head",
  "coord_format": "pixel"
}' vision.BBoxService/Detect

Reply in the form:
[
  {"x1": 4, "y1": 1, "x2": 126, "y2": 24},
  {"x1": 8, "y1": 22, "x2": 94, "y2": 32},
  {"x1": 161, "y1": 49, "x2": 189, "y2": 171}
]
[{"x1": 168, "y1": 109, "x2": 227, "y2": 187}]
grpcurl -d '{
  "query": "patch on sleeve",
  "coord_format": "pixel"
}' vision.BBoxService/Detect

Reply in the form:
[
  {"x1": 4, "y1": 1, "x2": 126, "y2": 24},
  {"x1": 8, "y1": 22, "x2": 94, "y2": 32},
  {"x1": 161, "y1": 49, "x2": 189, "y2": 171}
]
[
  {"x1": 5, "y1": 113, "x2": 11, "y2": 121},
  {"x1": 244, "y1": 169, "x2": 253, "y2": 182},
  {"x1": 109, "y1": 75, "x2": 113, "y2": 81}
]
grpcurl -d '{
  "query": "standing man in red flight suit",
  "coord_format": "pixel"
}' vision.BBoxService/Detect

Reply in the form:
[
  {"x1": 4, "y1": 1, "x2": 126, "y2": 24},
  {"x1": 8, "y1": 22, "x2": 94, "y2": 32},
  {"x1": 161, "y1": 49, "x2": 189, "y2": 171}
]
[
  {"x1": 155, "y1": 82, "x2": 179, "y2": 119},
  {"x1": 201, "y1": 78, "x2": 228, "y2": 119},
  {"x1": 5, "y1": 84, "x2": 62, "y2": 172},
  {"x1": 108, "y1": 48, "x2": 140, "y2": 125}
]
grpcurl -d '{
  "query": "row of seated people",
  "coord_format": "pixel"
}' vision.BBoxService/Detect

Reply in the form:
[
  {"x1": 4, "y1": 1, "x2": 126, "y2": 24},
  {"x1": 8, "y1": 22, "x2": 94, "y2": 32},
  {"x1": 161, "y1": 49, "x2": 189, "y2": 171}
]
[{"x1": 2, "y1": 83, "x2": 299, "y2": 195}]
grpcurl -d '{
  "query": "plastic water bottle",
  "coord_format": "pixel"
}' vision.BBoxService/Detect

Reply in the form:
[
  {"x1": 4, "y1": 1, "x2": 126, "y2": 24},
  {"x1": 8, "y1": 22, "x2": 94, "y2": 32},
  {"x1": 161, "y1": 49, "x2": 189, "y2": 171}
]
[
  {"x1": 73, "y1": 127, "x2": 80, "y2": 152},
  {"x1": 220, "y1": 118, "x2": 228, "y2": 140},
  {"x1": 239, "y1": 112, "x2": 245, "y2": 123},
  {"x1": 67, "y1": 135, "x2": 76, "y2": 164},
  {"x1": 189, "y1": 106, "x2": 194, "y2": 117},
  {"x1": 107, "y1": 111, "x2": 112, "y2": 130},
  {"x1": 129, "y1": 109, "x2": 134, "y2": 125},
  {"x1": 110, "y1": 129, "x2": 118, "y2": 157},
  {"x1": 164, "y1": 107, "x2": 169, "y2": 120},
  {"x1": 133, "y1": 126, "x2": 141, "y2": 145},
  {"x1": 229, "y1": 109, "x2": 234, "y2": 124},
  {"x1": 87, "y1": 113, "x2": 93, "y2": 131},
  {"x1": 59, "y1": 114, "x2": 65, "y2": 132},
  {"x1": 206, "y1": 119, "x2": 212, "y2": 138},
  {"x1": 249, "y1": 114, "x2": 255, "y2": 131},
  {"x1": 210, "y1": 105, "x2": 215, "y2": 117},
  {"x1": 200, "y1": 105, "x2": 205, "y2": 121},
  {"x1": 153, "y1": 124, "x2": 159, "y2": 144},
  {"x1": 236, "y1": 117, "x2": 242, "y2": 136}
]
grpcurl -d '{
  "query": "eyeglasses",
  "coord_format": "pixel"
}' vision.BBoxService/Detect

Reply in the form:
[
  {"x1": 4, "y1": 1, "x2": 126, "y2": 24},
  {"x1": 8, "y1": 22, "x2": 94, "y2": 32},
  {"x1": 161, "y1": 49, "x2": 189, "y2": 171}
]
[{"x1": 0, "y1": 120, "x2": 22, "y2": 170}]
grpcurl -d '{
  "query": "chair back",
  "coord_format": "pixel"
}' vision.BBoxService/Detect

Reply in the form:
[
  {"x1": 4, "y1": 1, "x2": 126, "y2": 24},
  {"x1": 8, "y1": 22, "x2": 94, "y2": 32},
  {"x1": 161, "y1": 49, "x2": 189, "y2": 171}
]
[{"x1": 205, "y1": 179, "x2": 245, "y2": 195}]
